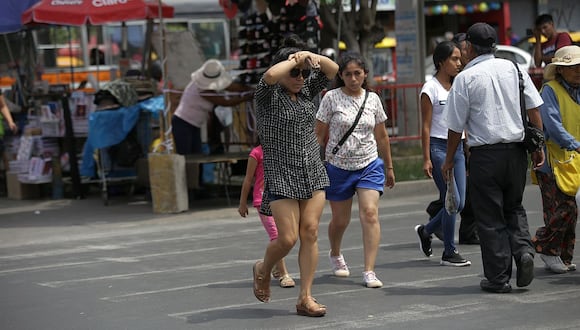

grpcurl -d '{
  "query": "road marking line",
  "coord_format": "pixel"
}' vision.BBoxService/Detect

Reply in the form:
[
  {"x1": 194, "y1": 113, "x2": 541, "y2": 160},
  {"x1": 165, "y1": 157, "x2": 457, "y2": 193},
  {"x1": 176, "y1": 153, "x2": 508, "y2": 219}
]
[
  {"x1": 102, "y1": 278, "x2": 252, "y2": 302},
  {"x1": 39, "y1": 259, "x2": 254, "y2": 288},
  {"x1": 0, "y1": 231, "x2": 258, "y2": 260},
  {"x1": 1, "y1": 246, "x2": 235, "y2": 276},
  {"x1": 0, "y1": 245, "x2": 125, "y2": 260},
  {"x1": 292, "y1": 301, "x2": 490, "y2": 330},
  {"x1": 489, "y1": 287, "x2": 580, "y2": 304},
  {"x1": 0, "y1": 261, "x2": 100, "y2": 275},
  {"x1": 104, "y1": 272, "x2": 478, "y2": 306},
  {"x1": 165, "y1": 276, "x2": 481, "y2": 320},
  {"x1": 2, "y1": 233, "x2": 430, "y2": 276},
  {"x1": 31, "y1": 239, "x2": 469, "y2": 287},
  {"x1": 167, "y1": 285, "x2": 580, "y2": 326}
]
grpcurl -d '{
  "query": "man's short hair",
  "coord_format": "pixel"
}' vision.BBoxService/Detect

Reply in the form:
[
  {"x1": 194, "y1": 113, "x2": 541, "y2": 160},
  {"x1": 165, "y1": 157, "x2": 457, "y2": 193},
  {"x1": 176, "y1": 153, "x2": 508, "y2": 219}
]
[{"x1": 535, "y1": 14, "x2": 553, "y2": 27}]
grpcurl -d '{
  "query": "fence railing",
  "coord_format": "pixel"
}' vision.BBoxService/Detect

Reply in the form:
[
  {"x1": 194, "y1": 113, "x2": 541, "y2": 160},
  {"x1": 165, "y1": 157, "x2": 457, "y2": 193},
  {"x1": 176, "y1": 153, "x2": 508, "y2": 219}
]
[
  {"x1": 374, "y1": 82, "x2": 423, "y2": 142},
  {"x1": 224, "y1": 82, "x2": 425, "y2": 150}
]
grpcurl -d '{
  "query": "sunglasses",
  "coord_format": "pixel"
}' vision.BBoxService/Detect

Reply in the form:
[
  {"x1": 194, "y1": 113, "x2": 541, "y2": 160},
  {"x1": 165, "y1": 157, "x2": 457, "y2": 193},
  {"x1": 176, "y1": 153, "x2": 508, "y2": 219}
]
[{"x1": 289, "y1": 68, "x2": 311, "y2": 79}]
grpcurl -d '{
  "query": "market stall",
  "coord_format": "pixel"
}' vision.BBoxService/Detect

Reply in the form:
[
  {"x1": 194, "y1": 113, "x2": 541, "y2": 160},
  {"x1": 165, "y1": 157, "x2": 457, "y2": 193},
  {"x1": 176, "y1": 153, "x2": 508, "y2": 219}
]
[{"x1": 15, "y1": 0, "x2": 174, "y2": 200}]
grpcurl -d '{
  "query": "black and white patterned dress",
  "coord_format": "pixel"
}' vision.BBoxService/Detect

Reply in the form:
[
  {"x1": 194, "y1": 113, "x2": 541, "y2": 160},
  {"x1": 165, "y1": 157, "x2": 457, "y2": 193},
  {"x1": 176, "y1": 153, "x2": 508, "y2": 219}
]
[{"x1": 254, "y1": 70, "x2": 330, "y2": 215}]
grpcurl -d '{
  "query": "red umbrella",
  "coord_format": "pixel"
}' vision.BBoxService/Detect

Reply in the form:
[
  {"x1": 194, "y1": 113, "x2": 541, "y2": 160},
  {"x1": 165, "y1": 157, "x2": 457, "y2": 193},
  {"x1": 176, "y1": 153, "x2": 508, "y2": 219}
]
[{"x1": 22, "y1": 0, "x2": 174, "y2": 26}]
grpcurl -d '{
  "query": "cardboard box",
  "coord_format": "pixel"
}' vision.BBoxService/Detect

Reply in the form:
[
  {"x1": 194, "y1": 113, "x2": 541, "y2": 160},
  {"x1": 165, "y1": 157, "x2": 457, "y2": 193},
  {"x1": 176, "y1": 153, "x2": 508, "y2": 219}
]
[{"x1": 6, "y1": 172, "x2": 41, "y2": 200}]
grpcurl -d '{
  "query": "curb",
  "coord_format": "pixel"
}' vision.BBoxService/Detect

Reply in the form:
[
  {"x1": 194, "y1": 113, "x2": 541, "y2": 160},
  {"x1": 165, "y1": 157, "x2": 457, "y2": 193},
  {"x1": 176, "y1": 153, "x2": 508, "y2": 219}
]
[{"x1": 383, "y1": 179, "x2": 438, "y2": 199}]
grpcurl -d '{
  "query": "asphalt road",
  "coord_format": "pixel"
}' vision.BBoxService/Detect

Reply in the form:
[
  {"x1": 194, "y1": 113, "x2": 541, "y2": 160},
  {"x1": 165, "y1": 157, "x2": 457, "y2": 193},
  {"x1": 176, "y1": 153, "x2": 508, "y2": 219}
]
[{"x1": 0, "y1": 181, "x2": 579, "y2": 330}]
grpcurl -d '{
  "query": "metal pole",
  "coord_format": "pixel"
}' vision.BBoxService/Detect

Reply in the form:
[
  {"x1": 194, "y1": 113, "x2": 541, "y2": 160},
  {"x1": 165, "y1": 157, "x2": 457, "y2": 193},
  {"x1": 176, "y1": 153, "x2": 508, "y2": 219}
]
[
  {"x1": 335, "y1": 0, "x2": 343, "y2": 55},
  {"x1": 67, "y1": 26, "x2": 75, "y2": 88},
  {"x1": 158, "y1": 0, "x2": 172, "y2": 153},
  {"x1": 3, "y1": 33, "x2": 27, "y2": 107}
]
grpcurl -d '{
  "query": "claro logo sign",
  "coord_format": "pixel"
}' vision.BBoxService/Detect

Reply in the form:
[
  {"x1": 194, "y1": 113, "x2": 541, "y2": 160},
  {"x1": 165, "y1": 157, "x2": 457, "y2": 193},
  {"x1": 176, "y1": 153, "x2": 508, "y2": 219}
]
[
  {"x1": 49, "y1": 0, "x2": 129, "y2": 6},
  {"x1": 50, "y1": 0, "x2": 83, "y2": 4},
  {"x1": 93, "y1": 0, "x2": 129, "y2": 7}
]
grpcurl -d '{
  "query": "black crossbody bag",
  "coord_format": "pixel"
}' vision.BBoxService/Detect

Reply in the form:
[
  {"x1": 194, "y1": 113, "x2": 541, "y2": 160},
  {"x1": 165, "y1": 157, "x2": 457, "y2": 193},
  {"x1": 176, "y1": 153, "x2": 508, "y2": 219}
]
[
  {"x1": 331, "y1": 90, "x2": 369, "y2": 155},
  {"x1": 514, "y1": 63, "x2": 545, "y2": 153}
]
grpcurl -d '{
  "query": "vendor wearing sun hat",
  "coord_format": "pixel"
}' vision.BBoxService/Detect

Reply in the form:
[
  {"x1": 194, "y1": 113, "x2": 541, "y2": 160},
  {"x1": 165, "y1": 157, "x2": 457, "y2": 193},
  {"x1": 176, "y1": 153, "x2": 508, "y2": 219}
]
[
  {"x1": 532, "y1": 45, "x2": 580, "y2": 274},
  {"x1": 172, "y1": 59, "x2": 253, "y2": 155}
]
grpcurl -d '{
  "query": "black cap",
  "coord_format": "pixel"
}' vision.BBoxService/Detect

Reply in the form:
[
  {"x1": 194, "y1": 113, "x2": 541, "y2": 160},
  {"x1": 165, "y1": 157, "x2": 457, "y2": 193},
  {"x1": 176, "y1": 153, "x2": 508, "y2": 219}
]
[{"x1": 466, "y1": 23, "x2": 497, "y2": 48}]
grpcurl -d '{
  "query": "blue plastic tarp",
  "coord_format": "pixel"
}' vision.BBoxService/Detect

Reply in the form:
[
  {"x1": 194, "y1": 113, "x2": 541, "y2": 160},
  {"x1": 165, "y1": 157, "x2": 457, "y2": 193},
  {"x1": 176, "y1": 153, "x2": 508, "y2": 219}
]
[{"x1": 80, "y1": 95, "x2": 164, "y2": 177}]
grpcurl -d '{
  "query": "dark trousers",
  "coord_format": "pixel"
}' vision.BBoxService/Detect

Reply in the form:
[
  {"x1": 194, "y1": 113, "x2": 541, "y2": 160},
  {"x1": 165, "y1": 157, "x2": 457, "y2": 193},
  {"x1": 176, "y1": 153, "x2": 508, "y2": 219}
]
[
  {"x1": 469, "y1": 143, "x2": 534, "y2": 284},
  {"x1": 459, "y1": 178, "x2": 478, "y2": 241},
  {"x1": 172, "y1": 115, "x2": 202, "y2": 155}
]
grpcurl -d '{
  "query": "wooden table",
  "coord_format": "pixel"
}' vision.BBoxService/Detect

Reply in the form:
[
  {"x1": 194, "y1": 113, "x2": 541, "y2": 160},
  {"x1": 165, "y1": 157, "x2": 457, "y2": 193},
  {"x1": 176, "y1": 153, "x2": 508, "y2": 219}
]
[{"x1": 184, "y1": 151, "x2": 249, "y2": 205}]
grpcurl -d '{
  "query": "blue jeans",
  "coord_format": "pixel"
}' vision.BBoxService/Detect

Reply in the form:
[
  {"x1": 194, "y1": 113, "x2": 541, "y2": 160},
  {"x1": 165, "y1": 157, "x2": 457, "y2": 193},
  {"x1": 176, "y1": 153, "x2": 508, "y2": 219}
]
[{"x1": 424, "y1": 137, "x2": 466, "y2": 254}]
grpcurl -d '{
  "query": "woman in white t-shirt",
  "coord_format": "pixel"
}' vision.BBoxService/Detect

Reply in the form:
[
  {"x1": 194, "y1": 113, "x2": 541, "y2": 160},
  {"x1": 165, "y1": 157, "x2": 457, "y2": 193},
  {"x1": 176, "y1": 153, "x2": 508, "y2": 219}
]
[
  {"x1": 414, "y1": 41, "x2": 471, "y2": 267},
  {"x1": 316, "y1": 51, "x2": 395, "y2": 288}
]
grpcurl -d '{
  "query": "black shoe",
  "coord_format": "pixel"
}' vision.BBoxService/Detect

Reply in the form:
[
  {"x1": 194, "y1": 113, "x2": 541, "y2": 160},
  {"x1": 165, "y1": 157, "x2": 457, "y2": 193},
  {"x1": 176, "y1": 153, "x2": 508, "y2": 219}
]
[
  {"x1": 516, "y1": 253, "x2": 534, "y2": 287},
  {"x1": 440, "y1": 250, "x2": 471, "y2": 267},
  {"x1": 480, "y1": 279, "x2": 512, "y2": 293},
  {"x1": 414, "y1": 225, "x2": 433, "y2": 257}
]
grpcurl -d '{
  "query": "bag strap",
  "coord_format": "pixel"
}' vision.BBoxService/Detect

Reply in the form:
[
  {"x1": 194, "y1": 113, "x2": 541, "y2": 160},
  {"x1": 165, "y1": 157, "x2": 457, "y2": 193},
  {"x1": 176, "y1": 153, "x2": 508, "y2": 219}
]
[
  {"x1": 332, "y1": 90, "x2": 369, "y2": 155},
  {"x1": 513, "y1": 62, "x2": 528, "y2": 127}
]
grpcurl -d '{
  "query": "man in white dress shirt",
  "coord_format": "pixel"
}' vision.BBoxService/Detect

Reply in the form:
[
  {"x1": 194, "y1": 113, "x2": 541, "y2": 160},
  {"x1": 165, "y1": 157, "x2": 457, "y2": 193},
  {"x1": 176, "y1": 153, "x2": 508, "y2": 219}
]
[{"x1": 442, "y1": 23, "x2": 545, "y2": 293}]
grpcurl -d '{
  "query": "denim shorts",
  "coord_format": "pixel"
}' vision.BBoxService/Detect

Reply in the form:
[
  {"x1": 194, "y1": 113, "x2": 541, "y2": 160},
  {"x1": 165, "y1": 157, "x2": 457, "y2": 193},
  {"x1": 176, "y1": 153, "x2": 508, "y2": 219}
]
[{"x1": 325, "y1": 158, "x2": 385, "y2": 201}]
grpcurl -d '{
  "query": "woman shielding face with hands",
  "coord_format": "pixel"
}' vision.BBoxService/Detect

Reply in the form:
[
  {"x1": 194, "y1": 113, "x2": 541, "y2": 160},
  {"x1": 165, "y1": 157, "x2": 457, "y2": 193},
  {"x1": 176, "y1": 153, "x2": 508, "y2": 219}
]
[
  {"x1": 263, "y1": 49, "x2": 337, "y2": 98},
  {"x1": 252, "y1": 35, "x2": 338, "y2": 318}
]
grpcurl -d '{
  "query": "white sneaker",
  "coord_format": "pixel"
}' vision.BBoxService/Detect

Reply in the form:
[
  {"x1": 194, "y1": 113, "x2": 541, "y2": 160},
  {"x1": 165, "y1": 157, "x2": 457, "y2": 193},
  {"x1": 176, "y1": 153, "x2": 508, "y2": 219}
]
[
  {"x1": 329, "y1": 251, "x2": 350, "y2": 277},
  {"x1": 362, "y1": 271, "x2": 383, "y2": 288},
  {"x1": 540, "y1": 254, "x2": 568, "y2": 274}
]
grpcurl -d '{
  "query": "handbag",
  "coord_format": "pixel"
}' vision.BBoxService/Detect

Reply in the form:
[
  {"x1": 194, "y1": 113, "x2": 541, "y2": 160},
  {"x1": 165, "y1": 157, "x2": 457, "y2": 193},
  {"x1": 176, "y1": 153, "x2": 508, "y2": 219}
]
[
  {"x1": 331, "y1": 90, "x2": 369, "y2": 155},
  {"x1": 514, "y1": 63, "x2": 545, "y2": 153},
  {"x1": 549, "y1": 149, "x2": 580, "y2": 196}
]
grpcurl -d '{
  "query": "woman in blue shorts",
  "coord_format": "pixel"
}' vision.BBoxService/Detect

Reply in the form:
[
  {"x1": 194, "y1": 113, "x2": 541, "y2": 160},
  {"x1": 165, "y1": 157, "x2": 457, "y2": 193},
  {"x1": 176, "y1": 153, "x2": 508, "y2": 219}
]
[{"x1": 316, "y1": 51, "x2": 395, "y2": 288}]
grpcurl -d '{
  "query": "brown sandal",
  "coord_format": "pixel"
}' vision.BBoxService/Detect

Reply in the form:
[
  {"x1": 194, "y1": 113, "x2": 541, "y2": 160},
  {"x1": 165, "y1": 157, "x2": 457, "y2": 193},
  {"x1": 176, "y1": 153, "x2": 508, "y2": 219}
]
[
  {"x1": 253, "y1": 261, "x2": 270, "y2": 302},
  {"x1": 296, "y1": 296, "x2": 326, "y2": 317},
  {"x1": 279, "y1": 274, "x2": 295, "y2": 288}
]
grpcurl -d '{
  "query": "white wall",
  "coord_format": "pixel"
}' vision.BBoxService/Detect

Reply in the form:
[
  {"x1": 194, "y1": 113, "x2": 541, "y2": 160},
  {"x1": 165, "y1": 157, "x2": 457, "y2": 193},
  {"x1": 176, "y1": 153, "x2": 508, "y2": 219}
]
[
  {"x1": 508, "y1": 0, "x2": 537, "y2": 41},
  {"x1": 539, "y1": 0, "x2": 580, "y2": 32}
]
